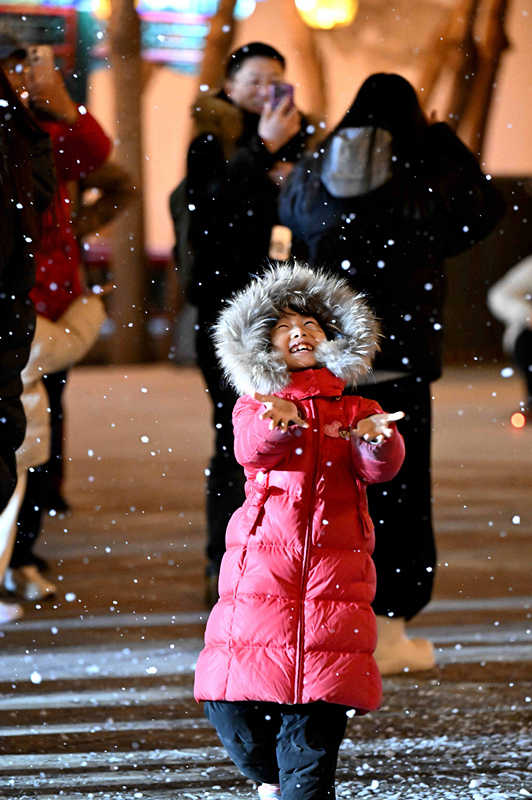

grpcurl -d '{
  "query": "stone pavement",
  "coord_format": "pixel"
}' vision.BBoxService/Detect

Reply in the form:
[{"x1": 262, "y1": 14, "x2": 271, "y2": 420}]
[{"x1": 0, "y1": 363, "x2": 530, "y2": 799}]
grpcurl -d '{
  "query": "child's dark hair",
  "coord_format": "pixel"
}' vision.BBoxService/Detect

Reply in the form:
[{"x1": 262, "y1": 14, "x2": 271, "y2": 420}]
[{"x1": 268, "y1": 302, "x2": 341, "y2": 342}]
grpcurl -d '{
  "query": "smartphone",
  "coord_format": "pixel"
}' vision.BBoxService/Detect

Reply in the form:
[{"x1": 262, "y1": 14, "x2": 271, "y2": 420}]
[
  {"x1": 28, "y1": 45, "x2": 56, "y2": 83},
  {"x1": 269, "y1": 83, "x2": 294, "y2": 110}
]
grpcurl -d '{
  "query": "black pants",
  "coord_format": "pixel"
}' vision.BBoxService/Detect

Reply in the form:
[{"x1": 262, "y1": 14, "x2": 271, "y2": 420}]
[
  {"x1": 204, "y1": 700, "x2": 349, "y2": 799},
  {"x1": 196, "y1": 321, "x2": 246, "y2": 572},
  {"x1": 9, "y1": 370, "x2": 67, "y2": 568},
  {"x1": 514, "y1": 329, "x2": 532, "y2": 407},
  {"x1": 354, "y1": 376, "x2": 436, "y2": 621},
  {"x1": 42, "y1": 370, "x2": 68, "y2": 496}
]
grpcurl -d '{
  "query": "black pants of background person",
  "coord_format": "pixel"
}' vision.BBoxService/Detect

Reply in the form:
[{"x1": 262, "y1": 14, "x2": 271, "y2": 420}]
[
  {"x1": 204, "y1": 700, "x2": 349, "y2": 800},
  {"x1": 9, "y1": 370, "x2": 68, "y2": 570},
  {"x1": 514, "y1": 329, "x2": 532, "y2": 409},
  {"x1": 41, "y1": 370, "x2": 68, "y2": 508},
  {"x1": 352, "y1": 376, "x2": 436, "y2": 621},
  {"x1": 195, "y1": 320, "x2": 246, "y2": 575}
]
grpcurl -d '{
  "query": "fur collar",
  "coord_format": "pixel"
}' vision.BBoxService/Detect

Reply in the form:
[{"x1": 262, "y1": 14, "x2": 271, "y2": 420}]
[
  {"x1": 190, "y1": 92, "x2": 244, "y2": 160},
  {"x1": 213, "y1": 262, "x2": 380, "y2": 396}
]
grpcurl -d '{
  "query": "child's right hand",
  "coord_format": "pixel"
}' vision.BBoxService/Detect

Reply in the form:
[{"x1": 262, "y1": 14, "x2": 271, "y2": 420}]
[
  {"x1": 253, "y1": 392, "x2": 309, "y2": 432},
  {"x1": 354, "y1": 411, "x2": 405, "y2": 444}
]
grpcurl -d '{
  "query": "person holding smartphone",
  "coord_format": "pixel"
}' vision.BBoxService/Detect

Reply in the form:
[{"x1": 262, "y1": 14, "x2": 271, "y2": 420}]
[{"x1": 180, "y1": 42, "x2": 316, "y2": 603}]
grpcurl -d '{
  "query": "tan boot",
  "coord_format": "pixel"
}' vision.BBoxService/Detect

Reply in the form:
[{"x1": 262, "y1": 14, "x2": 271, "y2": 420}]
[{"x1": 374, "y1": 615, "x2": 436, "y2": 675}]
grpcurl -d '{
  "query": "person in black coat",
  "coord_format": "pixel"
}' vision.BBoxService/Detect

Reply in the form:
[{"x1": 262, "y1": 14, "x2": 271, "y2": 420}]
[
  {"x1": 181, "y1": 42, "x2": 315, "y2": 601},
  {"x1": 0, "y1": 47, "x2": 55, "y2": 514},
  {"x1": 279, "y1": 73, "x2": 506, "y2": 674}
]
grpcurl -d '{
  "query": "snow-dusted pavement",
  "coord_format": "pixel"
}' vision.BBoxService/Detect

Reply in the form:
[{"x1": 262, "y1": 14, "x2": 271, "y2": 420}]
[{"x1": 0, "y1": 364, "x2": 530, "y2": 799}]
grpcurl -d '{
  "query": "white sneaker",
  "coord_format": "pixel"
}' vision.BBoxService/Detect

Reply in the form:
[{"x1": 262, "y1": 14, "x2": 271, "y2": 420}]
[
  {"x1": 258, "y1": 784, "x2": 281, "y2": 799},
  {"x1": 0, "y1": 599, "x2": 24, "y2": 624},
  {"x1": 4, "y1": 565, "x2": 57, "y2": 601}
]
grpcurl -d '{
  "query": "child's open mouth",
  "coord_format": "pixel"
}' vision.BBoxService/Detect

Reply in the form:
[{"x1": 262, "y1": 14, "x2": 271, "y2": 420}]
[{"x1": 290, "y1": 343, "x2": 314, "y2": 353}]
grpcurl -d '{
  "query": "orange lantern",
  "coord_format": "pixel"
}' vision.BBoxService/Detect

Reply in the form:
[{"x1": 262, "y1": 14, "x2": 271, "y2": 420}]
[{"x1": 295, "y1": 0, "x2": 358, "y2": 29}]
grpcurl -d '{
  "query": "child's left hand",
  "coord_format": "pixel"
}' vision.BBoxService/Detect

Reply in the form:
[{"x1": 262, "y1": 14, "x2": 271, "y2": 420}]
[
  {"x1": 354, "y1": 411, "x2": 405, "y2": 444},
  {"x1": 253, "y1": 392, "x2": 309, "y2": 431}
]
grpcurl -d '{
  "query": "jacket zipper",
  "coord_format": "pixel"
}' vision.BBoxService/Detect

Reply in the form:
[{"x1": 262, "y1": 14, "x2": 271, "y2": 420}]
[{"x1": 295, "y1": 398, "x2": 319, "y2": 703}]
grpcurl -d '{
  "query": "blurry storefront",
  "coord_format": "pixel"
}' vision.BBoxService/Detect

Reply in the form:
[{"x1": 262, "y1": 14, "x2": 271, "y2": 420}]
[{"x1": 0, "y1": 0, "x2": 531, "y2": 365}]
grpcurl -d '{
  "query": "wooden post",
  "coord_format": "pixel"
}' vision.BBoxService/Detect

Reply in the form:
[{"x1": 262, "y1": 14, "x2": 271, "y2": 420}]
[
  {"x1": 455, "y1": 0, "x2": 510, "y2": 155},
  {"x1": 443, "y1": 0, "x2": 481, "y2": 131},
  {"x1": 418, "y1": 0, "x2": 510, "y2": 159},
  {"x1": 108, "y1": 0, "x2": 146, "y2": 363},
  {"x1": 418, "y1": 0, "x2": 480, "y2": 130},
  {"x1": 196, "y1": 0, "x2": 238, "y2": 93},
  {"x1": 282, "y1": 0, "x2": 327, "y2": 121}
]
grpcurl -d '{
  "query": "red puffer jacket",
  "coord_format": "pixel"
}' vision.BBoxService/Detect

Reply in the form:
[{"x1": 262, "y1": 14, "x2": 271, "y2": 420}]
[
  {"x1": 194, "y1": 366, "x2": 405, "y2": 713},
  {"x1": 30, "y1": 107, "x2": 112, "y2": 321}
]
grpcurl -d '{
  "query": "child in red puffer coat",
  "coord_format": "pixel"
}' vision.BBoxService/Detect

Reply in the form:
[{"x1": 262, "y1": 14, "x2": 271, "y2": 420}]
[{"x1": 194, "y1": 263, "x2": 405, "y2": 800}]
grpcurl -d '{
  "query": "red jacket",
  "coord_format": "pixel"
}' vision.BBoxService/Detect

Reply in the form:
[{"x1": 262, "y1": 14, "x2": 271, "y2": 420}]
[
  {"x1": 194, "y1": 367, "x2": 405, "y2": 713},
  {"x1": 30, "y1": 108, "x2": 112, "y2": 321}
]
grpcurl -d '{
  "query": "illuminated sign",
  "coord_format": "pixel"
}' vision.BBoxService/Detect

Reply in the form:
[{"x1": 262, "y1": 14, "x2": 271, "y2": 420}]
[{"x1": 0, "y1": 0, "x2": 258, "y2": 73}]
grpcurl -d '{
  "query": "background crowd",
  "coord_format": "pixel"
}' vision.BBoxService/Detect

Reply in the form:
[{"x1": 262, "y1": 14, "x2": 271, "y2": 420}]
[{"x1": 0, "y1": 30, "x2": 529, "y2": 672}]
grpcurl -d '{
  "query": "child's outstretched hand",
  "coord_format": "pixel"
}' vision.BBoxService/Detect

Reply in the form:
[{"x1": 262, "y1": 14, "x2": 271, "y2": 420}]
[
  {"x1": 253, "y1": 392, "x2": 309, "y2": 432},
  {"x1": 354, "y1": 411, "x2": 405, "y2": 444}
]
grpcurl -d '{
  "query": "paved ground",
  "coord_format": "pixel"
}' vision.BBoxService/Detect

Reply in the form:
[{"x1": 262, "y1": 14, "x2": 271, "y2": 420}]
[{"x1": 0, "y1": 363, "x2": 531, "y2": 799}]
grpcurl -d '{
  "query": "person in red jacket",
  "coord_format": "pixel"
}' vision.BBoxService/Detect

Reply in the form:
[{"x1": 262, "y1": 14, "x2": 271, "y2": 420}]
[
  {"x1": 28, "y1": 54, "x2": 111, "y2": 516},
  {"x1": 194, "y1": 263, "x2": 405, "y2": 800}
]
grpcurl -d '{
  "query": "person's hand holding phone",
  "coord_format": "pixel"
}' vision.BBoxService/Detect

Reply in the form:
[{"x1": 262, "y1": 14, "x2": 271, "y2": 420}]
[
  {"x1": 259, "y1": 92, "x2": 301, "y2": 154},
  {"x1": 28, "y1": 47, "x2": 78, "y2": 125}
]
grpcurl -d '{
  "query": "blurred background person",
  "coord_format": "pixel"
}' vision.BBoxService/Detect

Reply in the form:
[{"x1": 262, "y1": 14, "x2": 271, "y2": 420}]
[
  {"x1": 0, "y1": 32, "x2": 131, "y2": 600},
  {"x1": 279, "y1": 73, "x2": 505, "y2": 674},
  {"x1": 0, "y1": 38, "x2": 55, "y2": 621},
  {"x1": 176, "y1": 42, "x2": 315, "y2": 604},
  {"x1": 1, "y1": 32, "x2": 111, "y2": 514},
  {"x1": 488, "y1": 252, "x2": 532, "y2": 423},
  {"x1": 1, "y1": 291, "x2": 107, "y2": 618}
]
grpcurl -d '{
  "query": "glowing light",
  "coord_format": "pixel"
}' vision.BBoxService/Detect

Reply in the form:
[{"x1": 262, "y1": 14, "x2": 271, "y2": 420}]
[
  {"x1": 234, "y1": 0, "x2": 256, "y2": 19},
  {"x1": 295, "y1": 0, "x2": 358, "y2": 29},
  {"x1": 510, "y1": 412, "x2": 526, "y2": 428},
  {"x1": 92, "y1": 0, "x2": 111, "y2": 20}
]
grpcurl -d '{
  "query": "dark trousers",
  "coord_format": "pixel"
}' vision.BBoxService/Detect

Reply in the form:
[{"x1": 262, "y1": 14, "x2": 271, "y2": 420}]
[
  {"x1": 514, "y1": 329, "x2": 532, "y2": 407},
  {"x1": 42, "y1": 370, "x2": 68, "y2": 495},
  {"x1": 354, "y1": 377, "x2": 436, "y2": 621},
  {"x1": 204, "y1": 700, "x2": 349, "y2": 799},
  {"x1": 196, "y1": 321, "x2": 246, "y2": 572},
  {"x1": 9, "y1": 370, "x2": 67, "y2": 568}
]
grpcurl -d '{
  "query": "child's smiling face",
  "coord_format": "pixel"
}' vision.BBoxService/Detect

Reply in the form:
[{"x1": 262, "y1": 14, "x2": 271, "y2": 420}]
[{"x1": 270, "y1": 308, "x2": 327, "y2": 371}]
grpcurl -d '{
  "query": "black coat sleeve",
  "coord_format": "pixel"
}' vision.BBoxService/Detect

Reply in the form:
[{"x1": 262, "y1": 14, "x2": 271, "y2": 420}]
[
  {"x1": 277, "y1": 155, "x2": 321, "y2": 244},
  {"x1": 187, "y1": 131, "x2": 276, "y2": 220},
  {"x1": 427, "y1": 123, "x2": 506, "y2": 257},
  {"x1": 0, "y1": 128, "x2": 54, "y2": 512}
]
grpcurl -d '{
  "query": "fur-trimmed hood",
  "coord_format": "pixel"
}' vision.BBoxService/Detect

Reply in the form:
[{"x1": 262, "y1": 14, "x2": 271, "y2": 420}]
[
  {"x1": 213, "y1": 262, "x2": 380, "y2": 396},
  {"x1": 190, "y1": 92, "x2": 244, "y2": 160}
]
